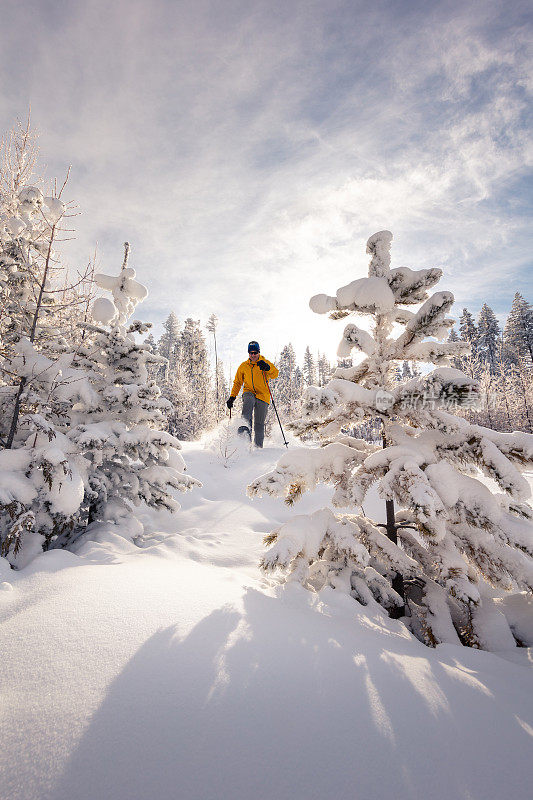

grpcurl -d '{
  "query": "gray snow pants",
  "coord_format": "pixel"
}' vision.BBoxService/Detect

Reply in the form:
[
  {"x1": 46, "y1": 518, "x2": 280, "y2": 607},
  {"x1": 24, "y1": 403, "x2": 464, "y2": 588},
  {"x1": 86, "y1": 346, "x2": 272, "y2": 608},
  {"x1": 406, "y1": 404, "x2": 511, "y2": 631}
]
[{"x1": 241, "y1": 391, "x2": 269, "y2": 448}]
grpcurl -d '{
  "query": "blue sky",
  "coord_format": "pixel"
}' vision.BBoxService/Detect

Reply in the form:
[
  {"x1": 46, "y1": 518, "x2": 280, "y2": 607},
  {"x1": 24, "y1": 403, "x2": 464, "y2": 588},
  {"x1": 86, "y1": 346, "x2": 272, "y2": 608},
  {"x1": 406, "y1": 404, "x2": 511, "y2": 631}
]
[{"x1": 0, "y1": 0, "x2": 531, "y2": 374}]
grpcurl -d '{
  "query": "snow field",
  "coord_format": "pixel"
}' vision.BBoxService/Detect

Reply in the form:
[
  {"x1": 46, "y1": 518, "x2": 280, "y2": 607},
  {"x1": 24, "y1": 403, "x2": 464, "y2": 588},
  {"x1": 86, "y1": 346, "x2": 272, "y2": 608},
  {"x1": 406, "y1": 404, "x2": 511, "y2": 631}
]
[{"x1": 1, "y1": 442, "x2": 532, "y2": 800}]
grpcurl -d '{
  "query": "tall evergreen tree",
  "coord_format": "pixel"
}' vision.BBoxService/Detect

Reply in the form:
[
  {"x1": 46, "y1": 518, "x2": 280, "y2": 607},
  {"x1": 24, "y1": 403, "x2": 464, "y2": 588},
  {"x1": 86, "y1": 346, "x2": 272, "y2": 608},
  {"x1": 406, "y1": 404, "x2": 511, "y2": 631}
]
[
  {"x1": 293, "y1": 365, "x2": 304, "y2": 402},
  {"x1": 477, "y1": 304, "x2": 500, "y2": 373},
  {"x1": 447, "y1": 327, "x2": 464, "y2": 370},
  {"x1": 317, "y1": 352, "x2": 332, "y2": 387},
  {"x1": 459, "y1": 308, "x2": 477, "y2": 355},
  {"x1": 277, "y1": 343, "x2": 300, "y2": 417},
  {"x1": 504, "y1": 292, "x2": 533, "y2": 365},
  {"x1": 171, "y1": 318, "x2": 215, "y2": 439},
  {"x1": 302, "y1": 346, "x2": 317, "y2": 386},
  {"x1": 157, "y1": 312, "x2": 180, "y2": 380},
  {"x1": 447, "y1": 327, "x2": 459, "y2": 343},
  {"x1": 144, "y1": 333, "x2": 157, "y2": 353}
]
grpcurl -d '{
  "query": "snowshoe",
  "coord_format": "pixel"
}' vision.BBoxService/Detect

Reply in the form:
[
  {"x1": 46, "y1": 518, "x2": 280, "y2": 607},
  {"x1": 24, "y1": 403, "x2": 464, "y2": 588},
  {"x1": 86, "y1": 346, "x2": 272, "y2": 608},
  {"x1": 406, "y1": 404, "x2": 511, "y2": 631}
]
[{"x1": 237, "y1": 425, "x2": 251, "y2": 442}]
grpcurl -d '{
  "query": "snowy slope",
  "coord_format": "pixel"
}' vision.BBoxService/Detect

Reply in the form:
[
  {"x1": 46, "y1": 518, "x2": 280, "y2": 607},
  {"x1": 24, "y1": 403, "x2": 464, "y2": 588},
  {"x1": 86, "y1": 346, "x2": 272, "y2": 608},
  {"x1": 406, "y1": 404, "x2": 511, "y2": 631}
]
[{"x1": 1, "y1": 440, "x2": 533, "y2": 800}]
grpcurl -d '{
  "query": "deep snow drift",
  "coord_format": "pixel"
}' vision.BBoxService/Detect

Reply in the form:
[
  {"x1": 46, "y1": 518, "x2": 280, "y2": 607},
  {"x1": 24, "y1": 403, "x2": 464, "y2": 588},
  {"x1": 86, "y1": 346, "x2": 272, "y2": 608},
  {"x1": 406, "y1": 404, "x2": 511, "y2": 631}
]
[{"x1": 1, "y1": 438, "x2": 533, "y2": 800}]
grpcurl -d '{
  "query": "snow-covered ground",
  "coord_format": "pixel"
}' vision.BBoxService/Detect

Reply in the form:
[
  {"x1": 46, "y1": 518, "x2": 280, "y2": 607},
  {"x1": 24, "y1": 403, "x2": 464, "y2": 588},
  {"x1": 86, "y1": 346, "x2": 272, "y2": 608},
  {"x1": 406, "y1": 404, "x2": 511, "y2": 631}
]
[{"x1": 1, "y1": 437, "x2": 533, "y2": 800}]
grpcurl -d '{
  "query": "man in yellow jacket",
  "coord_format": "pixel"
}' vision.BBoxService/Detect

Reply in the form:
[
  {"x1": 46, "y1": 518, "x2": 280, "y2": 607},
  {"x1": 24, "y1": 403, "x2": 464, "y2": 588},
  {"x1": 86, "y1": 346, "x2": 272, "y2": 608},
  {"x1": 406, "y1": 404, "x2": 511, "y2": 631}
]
[{"x1": 226, "y1": 340, "x2": 279, "y2": 448}]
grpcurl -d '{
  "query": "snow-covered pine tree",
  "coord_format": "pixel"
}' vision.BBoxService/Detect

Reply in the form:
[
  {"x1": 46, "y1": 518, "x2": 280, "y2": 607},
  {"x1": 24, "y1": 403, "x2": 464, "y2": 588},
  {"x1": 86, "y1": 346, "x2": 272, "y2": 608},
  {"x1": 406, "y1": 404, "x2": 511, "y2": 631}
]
[
  {"x1": 447, "y1": 327, "x2": 459, "y2": 343},
  {"x1": 507, "y1": 362, "x2": 533, "y2": 433},
  {"x1": 70, "y1": 244, "x2": 200, "y2": 528},
  {"x1": 142, "y1": 333, "x2": 159, "y2": 380},
  {"x1": 248, "y1": 230, "x2": 533, "y2": 651},
  {"x1": 144, "y1": 333, "x2": 157, "y2": 352},
  {"x1": 477, "y1": 303, "x2": 500, "y2": 374},
  {"x1": 446, "y1": 327, "x2": 464, "y2": 370},
  {"x1": 154, "y1": 312, "x2": 185, "y2": 433},
  {"x1": 451, "y1": 314, "x2": 532, "y2": 433},
  {"x1": 504, "y1": 292, "x2": 533, "y2": 366},
  {"x1": 277, "y1": 343, "x2": 302, "y2": 418},
  {"x1": 163, "y1": 375, "x2": 189, "y2": 439},
  {"x1": 317, "y1": 352, "x2": 332, "y2": 386},
  {"x1": 293, "y1": 365, "x2": 304, "y2": 402},
  {"x1": 454, "y1": 313, "x2": 482, "y2": 384},
  {"x1": 303, "y1": 346, "x2": 317, "y2": 386},
  {"x1": 459, "y1": 308, "x2": 478, "y2": 356},
  {"x1": 157, "y1": 312, "x2": 181, "y2": 381},
  {"x1": 171, "y1": 318, "x2": 215, "y2": 439},
  {"x1": 493, "y1": 337, "x2": 515, "y2": 431}
]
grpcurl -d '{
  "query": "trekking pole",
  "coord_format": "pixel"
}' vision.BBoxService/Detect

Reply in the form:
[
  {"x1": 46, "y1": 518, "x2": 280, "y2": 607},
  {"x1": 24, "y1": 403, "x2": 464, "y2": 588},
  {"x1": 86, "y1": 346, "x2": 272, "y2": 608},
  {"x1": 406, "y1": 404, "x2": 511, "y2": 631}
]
[{"x1": 263, "y1": 371, "x2": 289, "y2": 447}]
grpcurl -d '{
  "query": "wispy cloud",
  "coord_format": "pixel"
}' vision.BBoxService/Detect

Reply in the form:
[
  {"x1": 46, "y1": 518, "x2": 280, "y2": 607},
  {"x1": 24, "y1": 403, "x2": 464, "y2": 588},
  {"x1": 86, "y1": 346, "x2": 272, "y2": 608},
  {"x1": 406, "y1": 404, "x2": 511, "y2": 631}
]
[{"x1": 0, "y1": 0, "x2": 531, "y2": 369}]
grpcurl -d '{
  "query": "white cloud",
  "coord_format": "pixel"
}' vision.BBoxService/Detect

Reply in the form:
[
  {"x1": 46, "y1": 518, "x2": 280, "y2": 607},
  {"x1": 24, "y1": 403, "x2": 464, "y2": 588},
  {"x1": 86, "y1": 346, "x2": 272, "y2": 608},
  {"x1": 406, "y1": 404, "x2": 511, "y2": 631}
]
[{"x1": 0, "y1": 0, "x2": 531, "y2": 372}]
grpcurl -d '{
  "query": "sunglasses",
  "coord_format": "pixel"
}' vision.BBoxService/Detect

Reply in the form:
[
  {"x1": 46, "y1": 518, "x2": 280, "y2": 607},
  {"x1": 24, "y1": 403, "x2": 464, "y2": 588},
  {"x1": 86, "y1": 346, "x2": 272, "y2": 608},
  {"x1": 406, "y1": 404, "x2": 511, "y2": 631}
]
[{"x1": 249, "y1": 351, "x2": 259, "y2": 355}]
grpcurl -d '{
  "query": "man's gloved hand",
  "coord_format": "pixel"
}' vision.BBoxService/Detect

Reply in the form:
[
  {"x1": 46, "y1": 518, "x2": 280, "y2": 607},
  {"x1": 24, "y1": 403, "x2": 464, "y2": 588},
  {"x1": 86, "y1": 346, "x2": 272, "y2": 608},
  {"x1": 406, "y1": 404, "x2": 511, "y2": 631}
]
[
  {"x1": 226, "y1": 396, "x2": 235, "y2": 409},
  {"x1": 257, "y1": 360, "x2": 270, "y2": 371}
]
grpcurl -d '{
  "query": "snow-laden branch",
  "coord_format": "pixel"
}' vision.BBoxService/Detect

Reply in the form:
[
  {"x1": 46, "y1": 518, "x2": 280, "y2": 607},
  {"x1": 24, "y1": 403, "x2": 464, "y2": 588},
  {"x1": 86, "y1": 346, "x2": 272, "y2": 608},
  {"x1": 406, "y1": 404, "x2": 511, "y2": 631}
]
[
  {"x1": 387, "y1": 266, "x2": 442, "y2": 304},
  {"x1": 4, "y1": 337, "x2": 97, "y2": 404},
  {"x1": 366, "y1": 229, "x2": 393, "y2": 277},
  {"x1": 94, "y1": 267, "x2": 148, "y2": 327},
  {"x1": 401, "y1": 339, "x2": 470, "y2": 364},
  {"x1": 423, "y1": 409, "x2": 533, "y2": 469},
  {"x1": 393, "y1": 291, "x2": 455, "y2": 357},
  {"x1": 394, "y1": 367, "x2": 480, "y2": 411},
  {"x1": 261, "y1": 508, "x2": 368, "y2": 572},
  {"x1": 293, "y1": 369, "x2": 479, "y2": 436},
  {"x1": 337, "y1": 323, "x2": 376, "y2": 358},
  {"x1": 261, "y1": 507, "x2": 417, "y2": 610},
  {"x1": 248, "y1": 440, "x2": 374, "y2": 505},
  {"x1": 310, "y1": 276, "x2": 395, "y2": 317}
]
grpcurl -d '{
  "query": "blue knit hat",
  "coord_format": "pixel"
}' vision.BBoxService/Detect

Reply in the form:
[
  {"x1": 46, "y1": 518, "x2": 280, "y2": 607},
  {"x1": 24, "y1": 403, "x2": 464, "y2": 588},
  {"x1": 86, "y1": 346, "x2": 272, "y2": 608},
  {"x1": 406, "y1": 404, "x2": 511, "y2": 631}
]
[{"x1": 248, "y1": 340, "x2": 260, "y2": 353}]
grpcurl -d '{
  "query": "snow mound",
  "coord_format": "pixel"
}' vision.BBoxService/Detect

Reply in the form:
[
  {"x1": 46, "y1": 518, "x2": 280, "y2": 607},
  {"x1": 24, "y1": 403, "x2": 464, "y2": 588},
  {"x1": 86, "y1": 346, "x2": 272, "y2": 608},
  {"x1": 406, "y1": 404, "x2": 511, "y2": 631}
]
[{"x1": 1, "y1": 443, "x2": 532, "y2": 800}]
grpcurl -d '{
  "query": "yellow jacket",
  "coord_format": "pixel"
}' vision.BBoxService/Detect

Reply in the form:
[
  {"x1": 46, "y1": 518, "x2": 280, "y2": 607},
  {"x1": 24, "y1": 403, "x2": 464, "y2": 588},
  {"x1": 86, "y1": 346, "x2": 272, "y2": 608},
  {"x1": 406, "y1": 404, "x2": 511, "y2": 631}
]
[{"x1": 231, "y1": 358, "x2": 279, "y2": 404}]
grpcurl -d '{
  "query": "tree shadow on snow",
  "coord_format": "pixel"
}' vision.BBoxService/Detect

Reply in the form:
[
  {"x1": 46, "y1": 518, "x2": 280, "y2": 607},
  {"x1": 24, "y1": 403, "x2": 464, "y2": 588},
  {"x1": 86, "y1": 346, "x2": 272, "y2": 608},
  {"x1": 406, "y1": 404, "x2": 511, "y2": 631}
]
[{"x1": 50, "y1": 589, "x2": 532, "y2": 800}]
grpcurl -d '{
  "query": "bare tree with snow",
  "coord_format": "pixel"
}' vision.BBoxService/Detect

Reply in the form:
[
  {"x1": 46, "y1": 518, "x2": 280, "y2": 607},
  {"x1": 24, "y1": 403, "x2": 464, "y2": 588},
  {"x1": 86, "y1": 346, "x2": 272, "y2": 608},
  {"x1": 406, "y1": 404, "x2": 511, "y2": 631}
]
[{"x1": 0, "y1": 128, "x2": 96, "y2": 565}]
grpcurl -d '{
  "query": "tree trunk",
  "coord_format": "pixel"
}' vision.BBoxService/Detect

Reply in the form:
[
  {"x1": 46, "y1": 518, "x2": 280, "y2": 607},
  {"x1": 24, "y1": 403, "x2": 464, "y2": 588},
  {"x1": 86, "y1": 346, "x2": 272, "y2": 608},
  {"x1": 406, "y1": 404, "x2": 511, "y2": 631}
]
[{"x1": 382, "y1": 430, "x2": 405, "y2": 618}]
